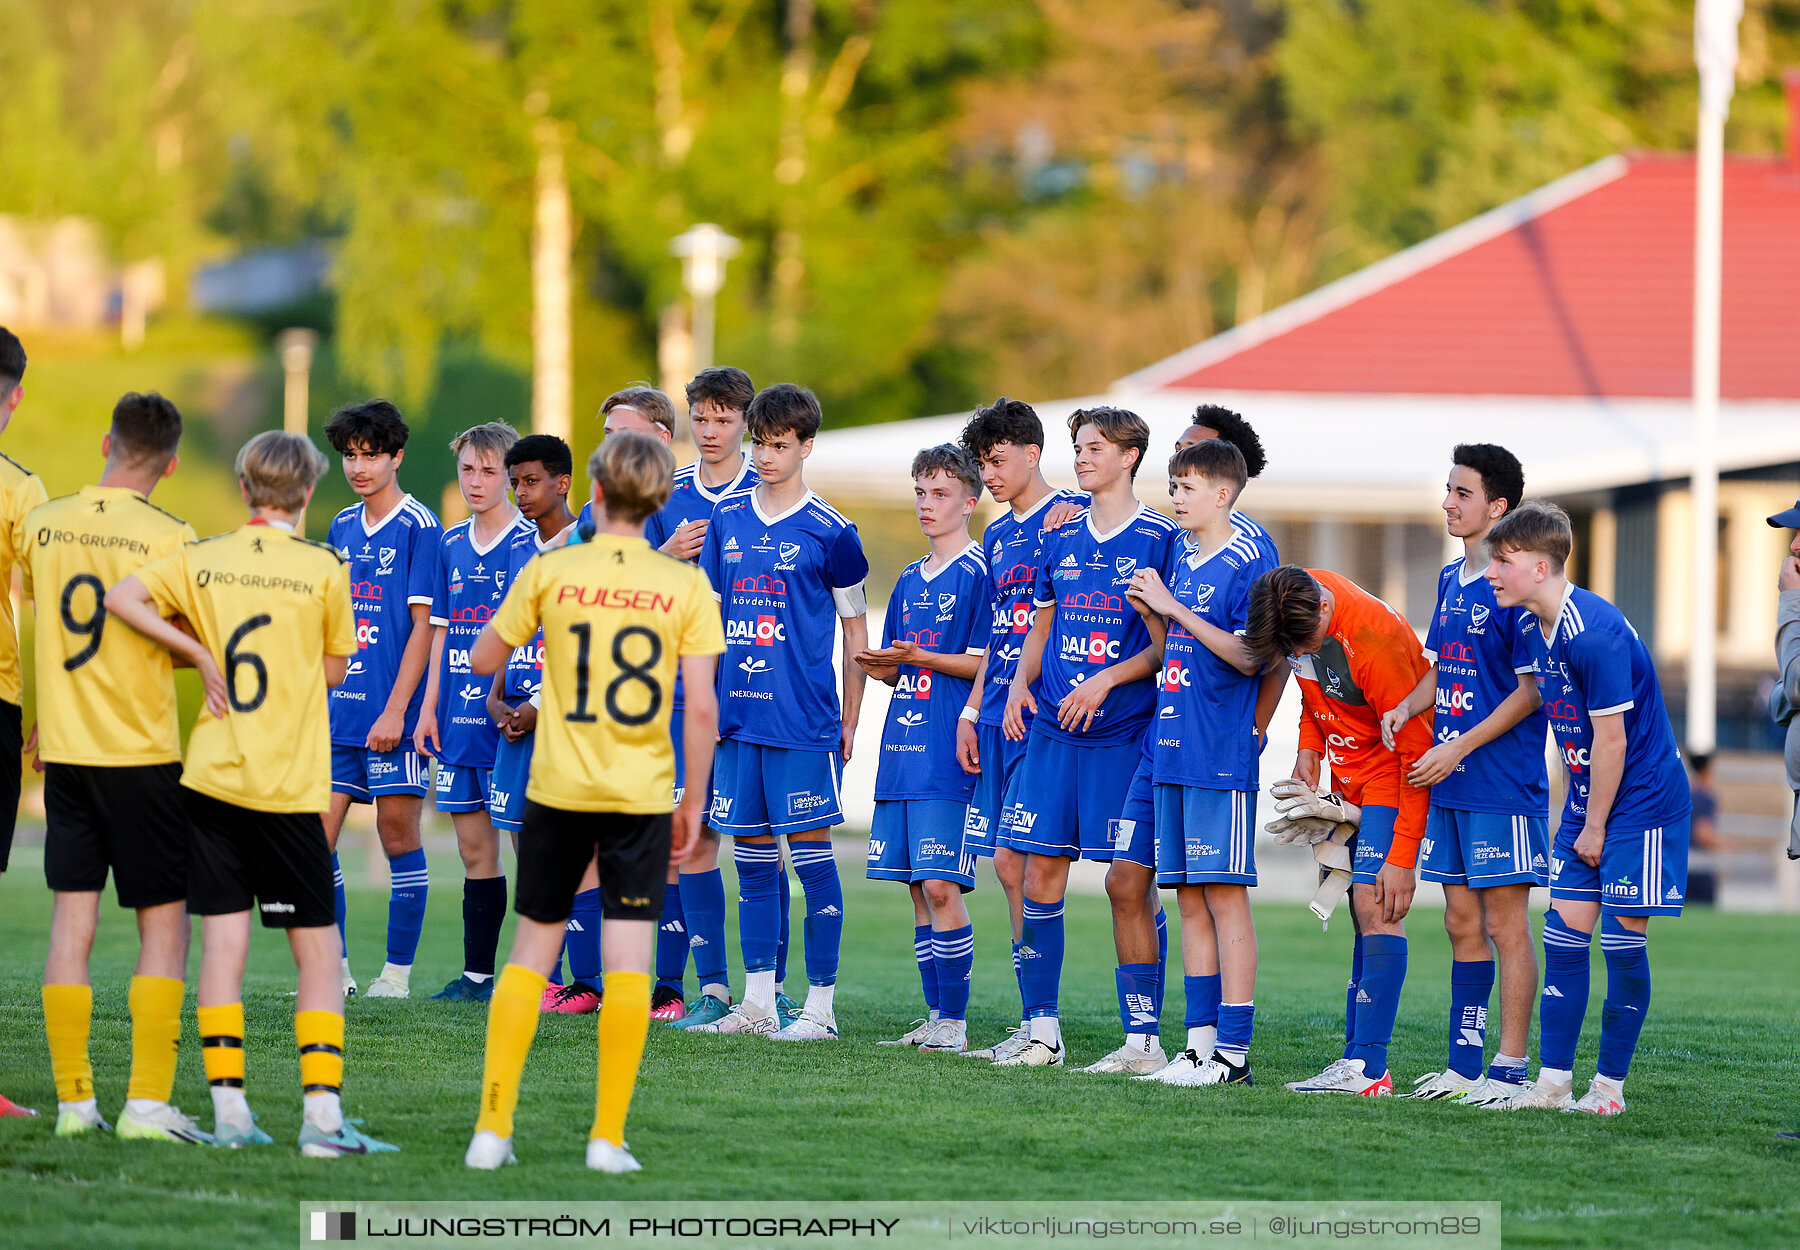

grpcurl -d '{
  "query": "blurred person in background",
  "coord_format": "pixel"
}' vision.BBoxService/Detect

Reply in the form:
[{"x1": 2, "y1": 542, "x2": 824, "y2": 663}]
[
  {"x1": 1769, "y1": 498, "x2": 1800, "y2": 1142},
  {"x1": 1684, "y1": 754, "x2": 1719, "y2": 908}
]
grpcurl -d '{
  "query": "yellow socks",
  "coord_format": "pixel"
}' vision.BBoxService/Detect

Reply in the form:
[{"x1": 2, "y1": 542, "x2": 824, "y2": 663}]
[
  {"x1": 591, "y1": 970, "x2": 652, "y2": 1147},
  {"x1": 126, "y1": 975, "x2": 185, "y2": 1104},
  {"x1": 197, "y1": 1002, "x2": 246, "y2": 1090},
  {"x1": 475, "y1": 964, "x2": 547, "y2": 1140},
  {"x1": 296, "y1": 1010, "x2": 345, "y2": 1096},
  {"x1": 42, "y1": 983, "x2": 94, "y2": 1105}
]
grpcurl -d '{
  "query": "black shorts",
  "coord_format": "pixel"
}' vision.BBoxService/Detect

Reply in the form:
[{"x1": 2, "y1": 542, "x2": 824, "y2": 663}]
[
  {"x1": 0, "y1": 700, "x2": 21, "y2": 872},
  {"x1": 43, "y1": 761, "x2": 188, "y2": 908},
  {"x1": 515, "y1": 802, "x2": 671, "y2": 925},
  {"x1": 184, "y1": 789, "x2": 336, "y2": 929}
]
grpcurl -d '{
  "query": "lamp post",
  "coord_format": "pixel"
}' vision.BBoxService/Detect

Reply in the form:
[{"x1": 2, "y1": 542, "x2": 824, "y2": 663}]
[
  {"x1": 671, "y1": 224, "x2": 741, "y2": 376},
  {"x1": 277, "y1": 327, "x2": 318, "y2": 435}
]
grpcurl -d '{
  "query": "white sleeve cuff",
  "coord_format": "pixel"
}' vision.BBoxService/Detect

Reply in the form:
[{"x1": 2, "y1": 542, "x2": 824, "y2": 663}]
[
  {"x1": 1588, "y1": 701, "x2": 1633, "y2": 716},
  {"x1": 1514, "y1": 664, "x2": 1536, "y2": 674},
  {"x1": 407, "y1": 595, "x2": 434, "y2": 606},
  {"x1": 1032, "y1": 597, "x2": 1054, "y2": 609},
  {"x1": 428, "y1": 615, "x2": 449, "y2": 628},
  {"x1": 832, "y1": 581, "x2": 867, "y2": 618},
  {"x1": 529, "y1": 691, "x2": 542, "y2": 709},
  {"x1": 965, "y1": 646, "x2": 987, "y2": 656},
  {"x1": 1420, "y1": 648, "x2": 1438, "y2": 663}
]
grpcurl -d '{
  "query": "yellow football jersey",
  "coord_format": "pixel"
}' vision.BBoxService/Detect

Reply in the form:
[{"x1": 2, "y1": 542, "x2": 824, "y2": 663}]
[
  {"x1": 491, "y1": 533, "x2": 724, "y2": 814},
  {"x1": 0, "y1": 451, "x2": 48, "y2": 706},
  {"x1": 135, "y1": 524, "x2": 355, "y2": 813},
  {"x1": 20, "y1": 486, "x2": 195, "y2": 765}
]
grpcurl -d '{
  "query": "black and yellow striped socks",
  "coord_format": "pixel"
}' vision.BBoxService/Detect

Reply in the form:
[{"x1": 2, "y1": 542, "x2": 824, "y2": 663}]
[{"x1": 296, "y1": 1010, "x2": 345, "y2": 1132}]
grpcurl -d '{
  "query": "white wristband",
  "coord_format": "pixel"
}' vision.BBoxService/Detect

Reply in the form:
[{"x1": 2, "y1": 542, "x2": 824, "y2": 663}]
[{"x1": 959, "y1": 706, "x2": 980, "y2": 723}]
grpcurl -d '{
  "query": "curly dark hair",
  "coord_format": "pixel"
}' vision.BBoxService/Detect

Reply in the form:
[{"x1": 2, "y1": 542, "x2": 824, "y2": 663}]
[
  {"x1": 506, "y1": 433, "x2": 573, "y2": 479},
  {"x1": 959, "y1": 396, "x2": 1045, "y2": 461},
  {"x1": 1452, "y1": 443, "x2": 1525, "y2": 515},
  {"x1": 1244, "y1": 565, "x2": 1323, "y2": 669},
  {"x1": 1188, "y1": 404, "x2": 1266, "y2": 479},
  {"x1": 324, "y1": 399, "x2": 410, "y2": 456}
]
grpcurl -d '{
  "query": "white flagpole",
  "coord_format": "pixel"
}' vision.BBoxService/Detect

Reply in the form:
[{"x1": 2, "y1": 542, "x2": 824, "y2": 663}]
[{"x1": 1688, "y1": 0, "x2": 1742, "y2": 755}]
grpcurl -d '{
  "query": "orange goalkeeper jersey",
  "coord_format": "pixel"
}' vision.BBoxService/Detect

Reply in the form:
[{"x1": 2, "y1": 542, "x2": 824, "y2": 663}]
[{"x1": 1292, "y1": 569, "x2": 1433, "y2": 868}]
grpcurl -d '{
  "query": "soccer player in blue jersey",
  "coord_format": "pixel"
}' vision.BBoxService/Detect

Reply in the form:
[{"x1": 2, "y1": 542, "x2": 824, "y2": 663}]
[
  {"x1": 859, "y1": 445, "x2": 989, "y2": 1055},
  {"x1": 693, "y1": 383, "x2": 870, "y2": 1041},
  {"x1": 1378, "y1": 444, "x2": 1550, "y2": 1106},
  {"x1": 997, "y1": 407, "x2": 1177, "y2": 1069},
  {"x1": 416, "y1": 423, "x2": 534, "y2": 1003},
  {"x1": 322, "y1": 401, "x2": 442, "y2": 999},
  {"x1": 1485, "y1": 503, "x2": 1690, "y2": 1115},
  {"x1": 951, "y1": 398, "x2": 1085, "y2": 1058},
  {"x1": 1124, "y1": 438, "x2": 1277, "y2": 1086},
  {"x1": 649, "y1": 368, "x2": 765, "y2": 1028},
  {"x1": 488, "y1": 435, "x2": 590, "y2": 1011}
]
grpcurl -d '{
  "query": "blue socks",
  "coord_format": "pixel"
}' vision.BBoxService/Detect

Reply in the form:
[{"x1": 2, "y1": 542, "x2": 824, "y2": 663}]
[
  {"x1": 656, "y1": 884, "x2": 687, "y2": 994},
  {"x1": 385, "y1": 847, "x2": 429, "y2": 967},
  {"x1": 1348, "y1": 933, "x2": 1407, "y2": 1078},
  {"x1": 1344, "y1": 933, "x2": 1364, "y2": 1059},
  {"x1": 1539, "y1": 910, "x2": 1592, "y2": 1072},
  {"x1": 1153, "y1": 908, "x2": 1169, "y2": 1018},
  {"x1": 1448, "y1": 959, "x2": 1495, "y2": 1079},
  {"x1": 1217, "y1": 1001, "x2": 1254, "y2": 1061},
  {"x1": 1598, "y1": 917, "x2": 1650, "y2": 1081},
  {"x1": 1020, "y1": 897, "x2": 1065, "y2": 1018},
  {"x1": 462, "y1": 875, "x2": 507, "y2": 979},
  {"x1": 567, "y1": 888, "x2": 602, "y2": 984},
  {"x1": 914, "y1": 924, "x2": 939, "y2": 1014},
  {"x1": 932, "y1": 925, "x2": 974, "y2": 1022},
  {"x1": 680, "y1": 868, "x2": 729, "y2": 991},
  {"x1": 734, "y1": 842, "x2": 782, "y2": 975},
  {"x1": 776, "y1": 857, "x2": 793, "y2": 985},
  {"x1": 1184, "y1": 973, "x2": 1222, "y2": 1031},
  {"x1": 1116, "y1": 963, "x2": 1160, "y2": 1038},
  {"x1": 790, "y1": 842, "x2": 843, "y2": 986},
  {"x1": 332, "y1": 852, "x2": 348, "y2": 957}
]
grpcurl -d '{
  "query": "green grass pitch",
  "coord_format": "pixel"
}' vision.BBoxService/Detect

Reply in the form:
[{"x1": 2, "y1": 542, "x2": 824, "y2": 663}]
[{"x1": 1, "y1": 847, "x2": 1796, "y2": 1247}]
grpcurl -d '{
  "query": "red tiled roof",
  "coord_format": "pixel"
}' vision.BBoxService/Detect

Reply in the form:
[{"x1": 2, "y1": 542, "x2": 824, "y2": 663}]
[{"x1": 1133, "y1": 153, "x2": 1800, "y2": 400}]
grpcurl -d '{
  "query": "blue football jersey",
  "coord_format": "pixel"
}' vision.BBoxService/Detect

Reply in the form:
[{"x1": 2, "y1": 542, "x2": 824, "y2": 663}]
[
  {"x1": 976, "y1": 489, "x2": 1086, "y2": 729},
  {"x1": 428, "y1": 513, "x2": 534, "y2": 766},
  {"x1": 1152, "y1": 524, "x2": 1278, "y2": 789},
  {"x1": 644, "y1": 458, "x2": 757, "y2": 709},
  {"x1": 1030, "y1": 504, "x2": 1180, "y2": 747},
  {"x1": 700, "y1": 488, "x2": 871, "y2": 751},
  {"x1": 496, "y1": 521, "x2": 574, "y2": 702},
  {"x1": 328, "y1": 494, "x2": 442, "y2": 746},
  {"x1": 1424, "y1": 558, "x2": 1550, "y2": 815},
  {"x1": 1527, "y1": 586, "x2": 1689, "y2": 834},
  {"x1": 874, "y1": 543, "x2": 990, "y2": 801}
]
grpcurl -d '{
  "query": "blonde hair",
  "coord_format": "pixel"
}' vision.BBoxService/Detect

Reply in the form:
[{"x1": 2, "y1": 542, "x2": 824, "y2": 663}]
[
  {"x1": 587, "y1": 431, "x2": 675, "y2": 524},
  {"x1": 237, "y1": 430, "x2": 330, "y2": 512},
  {"x1": 450, "y1": 421, "x2": 519, "y2": 465},
  {"x1": 600, "y1": 384, "x2": 676, "y2": 434},
  {"x1": 1486, "y1": 501, "x2": 1573, "y2": 573}
]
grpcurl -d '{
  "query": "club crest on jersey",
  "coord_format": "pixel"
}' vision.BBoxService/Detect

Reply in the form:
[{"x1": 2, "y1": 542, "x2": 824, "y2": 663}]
[
  {"x1": 1470, "y1": 603, "x2": 1491, "y2": 627},
  {"x1": 378, "y1": 547, "x2": 397, "y2": 573},
  {"x1": 936, "y1": 593, "x2": 957, "y2": 622},
  {"x1": 776, "y1": 541, "x2": 802, "y2": 570},
  {"x1": 1192, "y1": 583, "x2": 1216, "y2": 610},
  {"x1": 1113, "y1": 557, "x2": 1137, "y2": 583}
]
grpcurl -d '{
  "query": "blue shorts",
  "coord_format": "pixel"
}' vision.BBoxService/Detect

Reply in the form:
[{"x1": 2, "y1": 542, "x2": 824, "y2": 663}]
[
  {"x1": 1111, "y1": 751, "x2": 1158, "y2": 870},
  {"x1": 964, "y1": 723, "x2": 1026, "y2": 858},
  {"x1": 1421, "y1": 806, "x2": 1549, "y2": 888},
  {"x1": 867, "y1": 800, "x2": 977, "y2": 891},
  {"x1": 331, "y1": 745, "x2": 429, "y2": 803},
  {"x1": 997, "y1": 728, "x2": 1139, "y2": 862},
  {"x1": 709, "y1": 739, "x2": 844, "y2": 837},
  {"x1": 1549, "y1": 813, "x2": 1690, "y2": 916},
  {"x1": 1154, "y1": 785, "x2": 1256, "y2": 886},
  {"x1": 488, "y1": 733, "x2": 534, "y2": 833},
  {"x1": 433, "y1": 762, "x2": 492, "y2": 813},
  {"x1": 1349, "y1": 804, "x2": 1400, "y2": 885}
]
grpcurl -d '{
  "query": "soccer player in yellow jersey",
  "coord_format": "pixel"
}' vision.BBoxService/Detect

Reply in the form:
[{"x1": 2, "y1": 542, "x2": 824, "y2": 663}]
[
  {"x1": 106, "y1": 430, "x2": 399, "y2": 1158},
  {"x1": 19, "y1": 392, "x2": 200, "y2": 1142},
  {"x1": 0, "y1": 327, "x2": 47, "y2": 1121},
  {"x1": 464, "y1": 431, "x2": 724, "y2": 1175}
]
